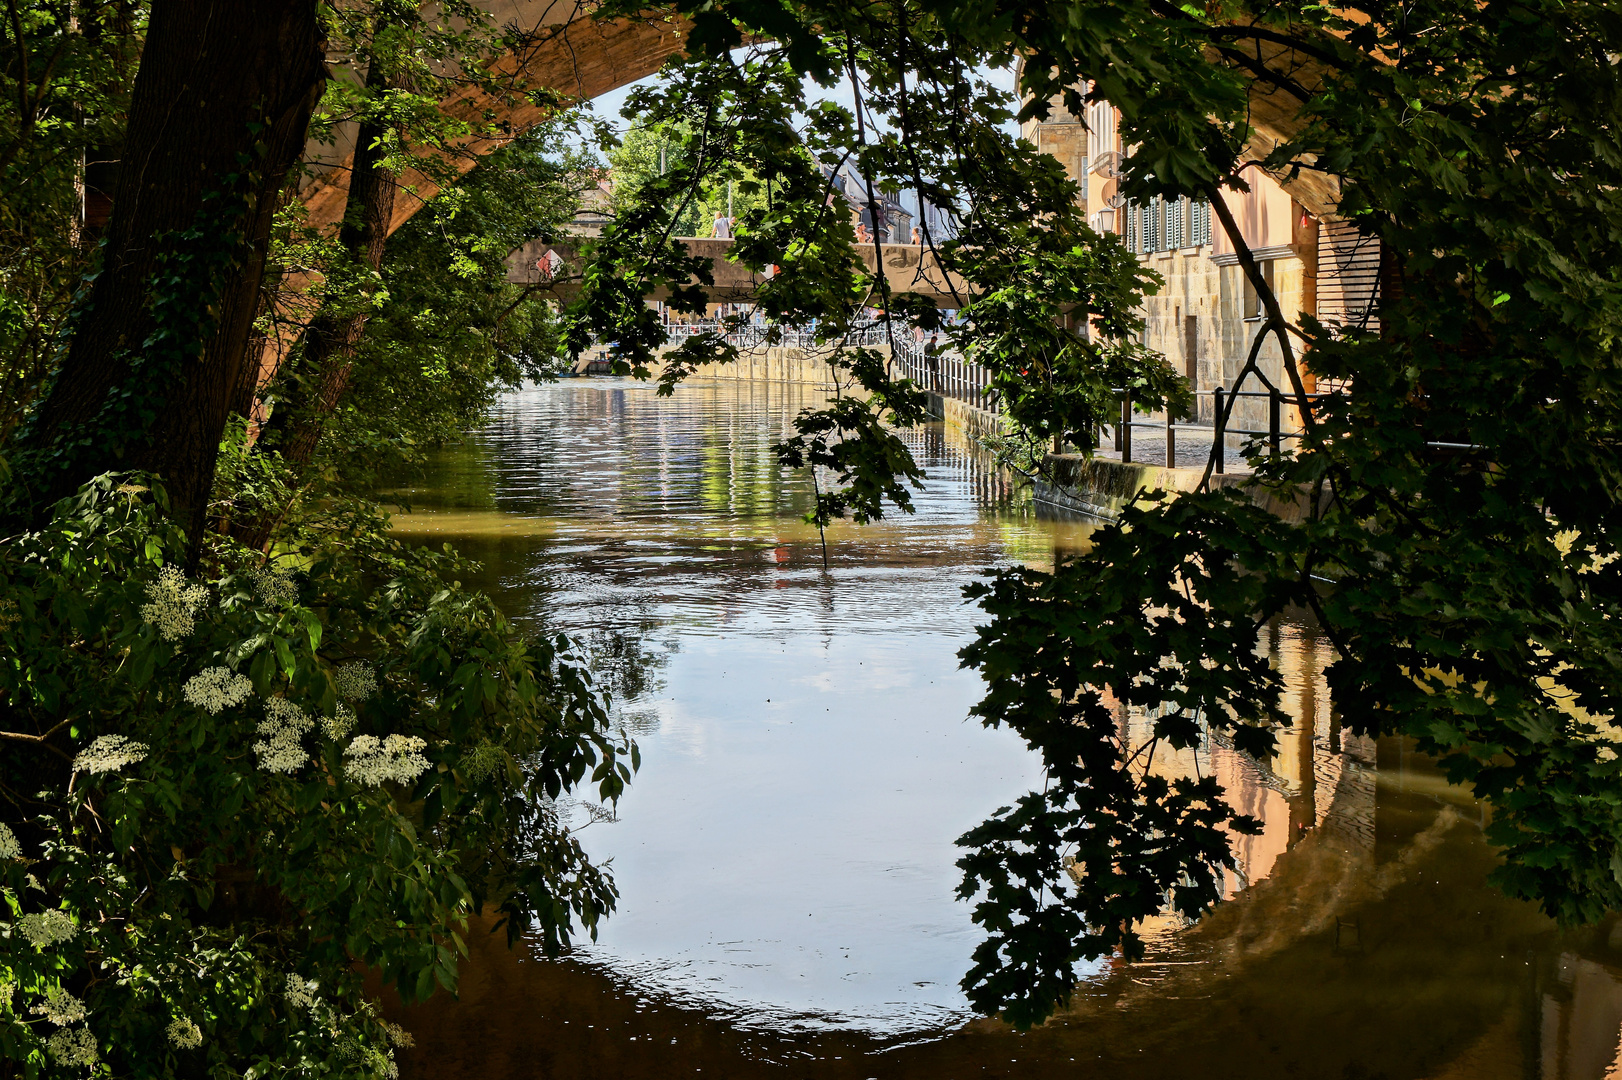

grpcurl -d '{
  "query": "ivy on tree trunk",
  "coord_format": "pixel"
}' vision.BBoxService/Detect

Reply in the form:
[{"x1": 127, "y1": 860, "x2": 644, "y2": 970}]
[{"x1": 7, "y1": 0, "x2": 327, "y2": 543}]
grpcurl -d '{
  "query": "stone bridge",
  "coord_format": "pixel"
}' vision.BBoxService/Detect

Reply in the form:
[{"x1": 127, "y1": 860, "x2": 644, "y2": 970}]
[
  {"x1": 261, "y1": 1, "x2": 1336, "y2": 374},
  {"x1": 298, "y1": 1, "x2": 689, "y2": 238},
  {"x1": 296, "y1": 3, "x2": 1338, "y2": 241},
  {"x1": 504, "y1": 236, "x2": 972, "y2": 306}
]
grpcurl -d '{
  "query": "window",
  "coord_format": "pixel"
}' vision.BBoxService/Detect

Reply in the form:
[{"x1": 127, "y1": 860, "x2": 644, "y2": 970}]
[
  {"x1": 1127, "y1": 197, "x2": 1211, "y2": 253},
  {"x1": 1167, "y1": 197, "x2": 1188, "y2": 250},
  {"x1": 1242, "y1": 260, "x2": 1276, "y2": 320},
  {"x1": 1192, "y1": 200, "x2": 1211, "y2": 246}
]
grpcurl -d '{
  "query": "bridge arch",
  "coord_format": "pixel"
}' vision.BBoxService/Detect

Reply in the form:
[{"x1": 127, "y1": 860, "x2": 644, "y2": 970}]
[{"x1": 299, "y1": 4, "x2": 691, "y2": 239}]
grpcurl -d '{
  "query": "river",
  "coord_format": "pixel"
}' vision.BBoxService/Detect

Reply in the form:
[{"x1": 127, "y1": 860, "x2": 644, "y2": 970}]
[{"x1": 383, "y1": 377, "x2": 1622, "y2": 1079}]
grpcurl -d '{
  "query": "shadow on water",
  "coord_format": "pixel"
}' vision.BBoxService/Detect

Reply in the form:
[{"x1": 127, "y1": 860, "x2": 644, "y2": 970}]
[{"x1": 380, "y1": 378, "x2": 1622, "y2": 1079}]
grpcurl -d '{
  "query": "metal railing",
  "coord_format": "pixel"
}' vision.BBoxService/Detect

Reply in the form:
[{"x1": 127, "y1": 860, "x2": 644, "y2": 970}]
[
  {"x1": 1111, "y1": 386, "x2": 1324, "y2": 472},
  {"x1": 890, "y1": 332, "x2": 999, "y2": 414},
  {"x1": 1110, "y1": 383, "x2": 1492, "y2": 471},
  {"x1": 660, "y1": 318, "x2": 893, "y2": 349}
]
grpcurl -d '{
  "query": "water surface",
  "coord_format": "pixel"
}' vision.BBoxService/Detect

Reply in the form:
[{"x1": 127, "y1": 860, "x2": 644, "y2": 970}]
[{"x1": 385, "y1": 378, "x2": 1622, "y2": 1078}]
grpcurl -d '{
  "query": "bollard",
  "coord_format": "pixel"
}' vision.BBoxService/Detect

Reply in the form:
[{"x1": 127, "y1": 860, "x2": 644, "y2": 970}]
[
  {"x1": 1214, "y1": 387, "x2": 1226, "y2": 474},
  {"x1": 1269, "y1": 390, "x2": 1281, "y2": 457},
  {"x1": 1121, "y1": 393, "x2": 1133, "y2": 463},
  {"x1": 1166, "y1": 408, "x2": 1176, "y2": 468}
]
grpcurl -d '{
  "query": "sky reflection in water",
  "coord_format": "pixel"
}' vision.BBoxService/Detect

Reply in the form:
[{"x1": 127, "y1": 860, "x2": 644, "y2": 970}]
[
  {"x1": 390, "y1": 377, "x2": 1072, "y2": 1032},
  {"x1": 386, "y1": 377, "x2": 1622, "y2": 1079}
]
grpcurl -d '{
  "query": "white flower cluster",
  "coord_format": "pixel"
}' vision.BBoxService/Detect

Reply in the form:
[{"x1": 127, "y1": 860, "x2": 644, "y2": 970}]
[
  {"x1": 380, "y1": 1020, "x2": 415, "y2": 1049},
  {"x1": 182, "y1": 666, "x2": 253, "y2": 714},
  {"x1": 251, "y1": 567, "x2": 299, "y2": 608},
  {"x1": 344, "y1": 735, "x2": 430, "y2": 788},
  {"x1": 73, "y1": 735, "x2": 149, "y2": 775},
  {"x1": 0, "y1": 823, "x2": 21, "y2": 861},
  {"x1": 46, "y1": 1026, "x2": 97, "y2": 1067},
  {"x1": 337, "y1": 1038, "x2": 399, "y2": 1079},
  {"x1": 255, "y1": 699, "x2": 313, "y2": 774},
  {"x1": 18, "y1": 910, "x2": 76, "y2": 947},
  {"x1": 166, "y1": 1016, "x2": 203, "y2": 1049},
  {"x1": 31, "y1": 986, "x2": 86, "y2": 1026},
  {"x1": 285, "y1": 972, "x2": 317, "y2": 1011},
  {"x1": 140, "y1": 566, "x2": 208, "y2": 641},
  {"x1": 322, "y1": 703, "x2": 356, "y2": 741},
  {"x1": 334, "y1": 662, "x2": 378, "y2": 702}
]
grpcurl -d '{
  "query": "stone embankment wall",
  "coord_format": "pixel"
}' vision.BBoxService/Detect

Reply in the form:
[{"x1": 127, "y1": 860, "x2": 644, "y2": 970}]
[
  {"x1": 654, "y1": 345, "x2": 1009, "y2": 438},
  {"x1": 932, "y1": 393, "x2": 1005, "y2": 441},
  {"x1": 672, "y1": 346, "x2": 855, "y2": 391},
  {"x1": 1035, "y1": 453, "x2": 1319, "y2": 523}
]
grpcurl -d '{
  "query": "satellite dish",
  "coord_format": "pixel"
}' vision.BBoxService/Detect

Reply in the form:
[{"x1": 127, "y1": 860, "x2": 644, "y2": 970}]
[
  {"x1": 1090, "y1": 150, "x2": 1123, "y2": 179},
  {"x1": 1108, "y1": 190, "x2": 1128, "y2": 209}
]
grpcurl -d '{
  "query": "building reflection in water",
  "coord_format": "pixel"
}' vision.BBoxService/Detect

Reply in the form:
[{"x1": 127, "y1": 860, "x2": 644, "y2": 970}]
[{"x1": 1102, "y1": 611, "x2": 1622, "y2": 1079}]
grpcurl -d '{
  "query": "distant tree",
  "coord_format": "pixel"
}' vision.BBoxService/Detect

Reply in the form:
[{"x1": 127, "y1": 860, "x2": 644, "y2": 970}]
[
  {"x1": 608, "y1": 120, "x2": 703, "y2": 237},
  {"x1": 0, "y1": 0, "x2": 140, "y2": 442},
  {"x1": 317, "y1": 128, "x2": 594, "y2": 489}
]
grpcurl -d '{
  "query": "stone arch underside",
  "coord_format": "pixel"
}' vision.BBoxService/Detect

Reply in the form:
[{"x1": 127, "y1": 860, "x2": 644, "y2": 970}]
[
  {"x1": 257, "y1": 5, "x2": 691, "y2": 385},
  {"x1": 266, "y1": 8, "x2": 1335, "y2": 380},
  {"x1": 299, "y1": 4, "x2": 692, "y2": 239}
]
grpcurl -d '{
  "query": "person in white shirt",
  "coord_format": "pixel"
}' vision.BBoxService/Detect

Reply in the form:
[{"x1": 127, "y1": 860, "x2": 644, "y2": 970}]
[{"x1": 712, "y1": 212, "x2": 733, "y2": 239}]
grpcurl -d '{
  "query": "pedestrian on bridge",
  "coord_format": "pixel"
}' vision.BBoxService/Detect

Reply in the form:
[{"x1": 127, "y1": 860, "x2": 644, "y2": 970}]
[
  {"x1": 712, "y1": 212, "x2": 733, "y2": 239},
  {"x1": 925, "y1": 334, "x2": 941, "y2": 391}
]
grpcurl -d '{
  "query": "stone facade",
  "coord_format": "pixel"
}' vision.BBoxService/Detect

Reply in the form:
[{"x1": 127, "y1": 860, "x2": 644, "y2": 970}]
[{"x1": 1023, "y1": 99, "x2": 1326, "y2": 446}]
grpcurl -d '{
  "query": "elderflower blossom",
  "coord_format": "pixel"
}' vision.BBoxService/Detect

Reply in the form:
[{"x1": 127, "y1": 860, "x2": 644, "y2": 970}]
[
  {"x1": 182, "y1": 667, "x2": 253, "y2": 714},
  {"x1": 343, "y1": 735, "x2": 430, "y2": 788},
  {"x1": 73, "y1": 735, "x2": 148, "y2": 774},
  {"x1": 337, "y1": 1039, "x2": 398, "y2": 1079},
  {"x1": 0, "y1": 823, "x2": 21, "y2": 861},
  {"x1": 285, "y1": 973, "x2": 317, "y2": 1011},
  {"x1": 31, "y1": 986, "x2": 86, "y2": 1026},
  {"x1": 140, "y1": 566, "x2": 208, "y2": 641},
  {"x1": 322, "y1": 703, "x2": 355, "y2": 741},
  {"x1": 254, "y1": 698, "x2": 314, "y2": 774},
  {"x1": 166, "y1": 1017, "x2": 203, "y2": 1049},
  {"x1": 251, "y1": 567, "x2": 299, "y2": 608},
  {"x1": 18, "y1": 910, "x2": 76, "y2": 947},
  {"x1": 47, "y1": 1026, "x2": 97, "y2": 1066},
  {"x1": 380, "y1": 1020, "x2": 414, "y2": 1049},
  {"x1": 333, "y1": 662, "x2": 378, "y2": 702}
]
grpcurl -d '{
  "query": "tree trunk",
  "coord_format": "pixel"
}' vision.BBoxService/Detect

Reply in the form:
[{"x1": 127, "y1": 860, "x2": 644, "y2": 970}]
[
  {"x1": 231, "y1": 36, "x2": 398, "y2": 552},
  {"x1": 8, "y1": 0, "x2": 326, "y2": 542},
  {"x1": 258, "y1": 63, "x2": 398, "y2": 470}
]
